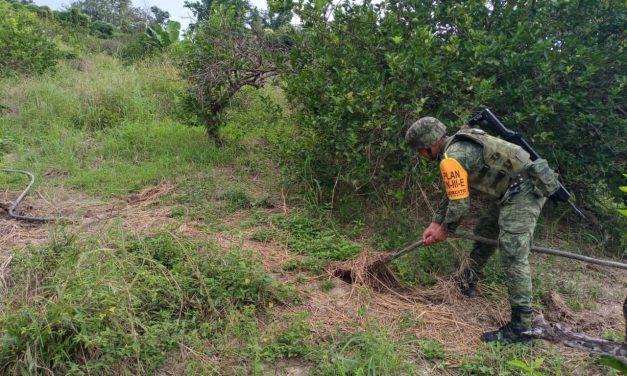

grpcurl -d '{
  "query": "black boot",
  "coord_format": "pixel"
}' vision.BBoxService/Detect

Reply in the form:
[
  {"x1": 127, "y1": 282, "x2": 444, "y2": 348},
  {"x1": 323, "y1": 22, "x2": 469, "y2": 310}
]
[
  {"x1": 455, "y1": 268, "x2": 478, "y2": 298},
  {"x1": 481, "y1": 306, "x2": 533, "y2": 345}
]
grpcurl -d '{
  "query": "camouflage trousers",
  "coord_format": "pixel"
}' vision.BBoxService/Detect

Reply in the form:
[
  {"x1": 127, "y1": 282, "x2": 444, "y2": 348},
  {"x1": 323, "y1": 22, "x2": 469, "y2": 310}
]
[{"x1": 468, "y1": 181, "x2": 546, "y2": 308}]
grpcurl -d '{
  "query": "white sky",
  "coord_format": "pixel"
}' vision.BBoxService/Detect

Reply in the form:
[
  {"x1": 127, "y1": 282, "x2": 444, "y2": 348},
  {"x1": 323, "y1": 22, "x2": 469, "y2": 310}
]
[{"x1": 34, "y1": 0, "x2": 269, "y2": 31}]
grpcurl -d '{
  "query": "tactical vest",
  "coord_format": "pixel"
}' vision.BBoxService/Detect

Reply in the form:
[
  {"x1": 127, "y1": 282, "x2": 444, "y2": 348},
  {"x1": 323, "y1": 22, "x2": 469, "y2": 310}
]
[{"x1": 442, "y1": 128, "x2": 532, "y2": 198}]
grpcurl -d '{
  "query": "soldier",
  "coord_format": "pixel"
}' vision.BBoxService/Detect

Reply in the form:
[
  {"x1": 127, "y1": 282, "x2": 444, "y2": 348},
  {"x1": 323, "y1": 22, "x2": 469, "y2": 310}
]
[{"x1": 405, "y1": 116, "x2": 560, "y2": 345}]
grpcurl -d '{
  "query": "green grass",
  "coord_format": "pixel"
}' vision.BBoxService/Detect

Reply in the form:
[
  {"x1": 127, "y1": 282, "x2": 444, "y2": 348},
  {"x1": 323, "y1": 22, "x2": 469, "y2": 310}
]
[
  {"x1": 313, "y1": 323, "x2": 417, "y2": 375},
  {"x1": 0, "y1": 231, "x2": 297, "y2": 374},
  {"x1": 0, "y1": 54, "x2": 230, "y2": 196}
]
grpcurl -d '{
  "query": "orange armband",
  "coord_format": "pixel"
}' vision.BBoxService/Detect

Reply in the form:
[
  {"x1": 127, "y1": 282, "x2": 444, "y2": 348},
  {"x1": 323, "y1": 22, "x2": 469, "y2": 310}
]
[{"x1": 439, "y1": 155, "x2": 469, "y2": 200}]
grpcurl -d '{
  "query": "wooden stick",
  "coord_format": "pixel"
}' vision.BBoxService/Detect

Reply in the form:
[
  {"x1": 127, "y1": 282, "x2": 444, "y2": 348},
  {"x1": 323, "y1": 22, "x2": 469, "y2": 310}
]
[{"x1": 451, "y1": 233, "x2": 627, "y2": 271}]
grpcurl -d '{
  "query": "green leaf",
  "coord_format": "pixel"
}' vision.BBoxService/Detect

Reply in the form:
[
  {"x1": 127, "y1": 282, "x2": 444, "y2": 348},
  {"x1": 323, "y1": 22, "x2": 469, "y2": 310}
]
[
  {"x1": 507, "y1": 359, "x2": 529, "y2": 370},
  {"x1": 598, "y1": 355, "x2": 627, "y2": 373},
  {"x1": 166, "y1": 20, "x2": 181, "y2": 44}
]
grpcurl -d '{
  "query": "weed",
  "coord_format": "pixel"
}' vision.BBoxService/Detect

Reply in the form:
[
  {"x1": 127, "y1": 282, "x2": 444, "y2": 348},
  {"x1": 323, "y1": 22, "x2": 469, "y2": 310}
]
[
  {"x1": 459, "y1": 344, "x2": 564, "y2": 376},
  {"x1": 458, "y1": 356, "x2": 495, "y2": 376},
  {"x1": 168, "y1": 205, "x2": 186, "y2": 218},
  {"x1": 507, "y1": 356, "x2": 545, "y2": 375},
  {"x1": 602, "y1": 330, "x2": 625, "y2": 342},
  {"x1": 250, "y1": 228, "x2": 277, "y2": 243},
  {"x1": 313, "y1": 323, "x2": 416, "y2": 375},
  {"x1": 370, "y1": 207, "x2": 419, "y2": 251},
  {"x1": 176, "y1": 174, "x2": 218, "y2": 207},
  {"x1": 392, "y1": 241, "x2": 461, "y2": 287},
  {"x1": 243, "y1": 209, "x2": 270, "y2": 227},
  {"x1": 219, "y1": 188, "x2": 253, "y2": 211},
  {"x1": 0, "y1": 232, "x2": 296, "y2": 374},
  {"x1": 261, "y1": 312, "x2": 313, "y2": 361},
  {"x1": 398, "y1": 310, "x2": 422, "y2": 331},
  {"x1": 320, "y1": 279, "x2": 335, "y2": 292},
  {"x1": 418, "y1": 339, "x2": 447, "y2": 361},
  {"x1": 566, "y1": 298, "x2": 584, "y2": 312},
  {"x1": 273, "y1": 213, "x2": 362, "y2": 264}
]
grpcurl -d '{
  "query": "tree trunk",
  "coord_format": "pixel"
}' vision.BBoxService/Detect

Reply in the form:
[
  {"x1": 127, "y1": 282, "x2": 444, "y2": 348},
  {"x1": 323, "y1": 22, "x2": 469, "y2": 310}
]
[{"x1": 528, "y1": 315, "x2": 627, "y2": 364}]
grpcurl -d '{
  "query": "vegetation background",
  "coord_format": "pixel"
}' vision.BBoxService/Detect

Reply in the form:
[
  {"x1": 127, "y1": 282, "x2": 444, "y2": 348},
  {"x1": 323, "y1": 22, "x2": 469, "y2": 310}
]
[{"x1": 0, "y1": 0, "x2": 625, "y2": 374}]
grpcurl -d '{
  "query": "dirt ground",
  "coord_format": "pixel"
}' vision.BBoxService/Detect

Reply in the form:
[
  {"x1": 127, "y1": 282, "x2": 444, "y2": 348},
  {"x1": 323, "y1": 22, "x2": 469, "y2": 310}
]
[{"x1": 2, "y1": 184, "x2": 626, "y2": 374}]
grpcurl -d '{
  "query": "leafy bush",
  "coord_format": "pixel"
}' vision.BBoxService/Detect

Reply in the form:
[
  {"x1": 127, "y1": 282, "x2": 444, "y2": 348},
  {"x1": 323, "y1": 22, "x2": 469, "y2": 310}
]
[
  {"x1": 0, "y1": 0, "x2": 60, "y2": 76},
  {"x1": 89, "y1": 20, "x2": 115, "y2": 37},
  {"x1": 285, "y1": 0, "x2": 626, "y2": 210},
  {"x1": 145, "y1": 20, "x2": 180, "y2": 48}
]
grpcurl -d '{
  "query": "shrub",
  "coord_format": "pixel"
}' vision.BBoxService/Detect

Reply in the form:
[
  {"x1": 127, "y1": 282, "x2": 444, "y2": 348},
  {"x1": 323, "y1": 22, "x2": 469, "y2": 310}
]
[
  {"x1": 285, "y1": 0, "x2": 626, "y2": 210},
  {"x1": 0, "y1": 0, "x2": 60, "y2": 76},
  {"x1": 90, "y1": 20, "x2": 115, "y2": 37},
  {"x1": 175, "y1": 7, "x2": 291, "y2": 140}
]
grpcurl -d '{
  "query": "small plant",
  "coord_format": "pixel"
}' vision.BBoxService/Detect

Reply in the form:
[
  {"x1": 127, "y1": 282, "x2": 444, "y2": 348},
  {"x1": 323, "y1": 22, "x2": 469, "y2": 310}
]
[
  {"x1": 220, "y1": 188, "x2": 253, "y2": 211},
  {"x1": 282, "y1": 258, "x2": 325, "y2": 273},
  {"x1": 566, "y1": 298, "x2": 584, "y2": 313},
  {"x1": 243, "y1": 209, "x2": 269, "y2": 227},
  {"x1": 272, "y1": 214, "x2": 362, "y2": 262},
  {"x1": 314, "y1": 323, "x2": 414, "y2": 375},
  {"x1": 320, "y1": 279, "x2": 335, "y2": 292},
  {"x1": 418, "y1": 339, "x2": 447, "y2": 361},
  {"x1": 507, "y1": 357, "x2": 545, "y2": 376},
  {"x1": 250, "y1": 228, "x2": 277, "y2": 243},
  {"x1": 261, "y1": 312, "x2": 312, "y2": 361},
  {"x1": 601, "y1": 330, "x2": 625, "y2": 343},
  {"x1": 169, "y1": 205, "x2": 186, "y2": 217}
]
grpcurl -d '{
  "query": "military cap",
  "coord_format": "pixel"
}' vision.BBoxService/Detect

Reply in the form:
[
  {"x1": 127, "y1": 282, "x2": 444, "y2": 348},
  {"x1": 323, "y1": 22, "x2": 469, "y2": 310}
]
[{"x1": 405, "y1": 117, "x2": 447, "y2": 149}]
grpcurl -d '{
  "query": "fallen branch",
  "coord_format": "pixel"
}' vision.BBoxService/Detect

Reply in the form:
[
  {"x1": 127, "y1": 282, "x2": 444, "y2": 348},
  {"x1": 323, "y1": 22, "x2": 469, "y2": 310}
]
[{"x1": 527, "y1": 315, "x2": 627, "y2": 364}]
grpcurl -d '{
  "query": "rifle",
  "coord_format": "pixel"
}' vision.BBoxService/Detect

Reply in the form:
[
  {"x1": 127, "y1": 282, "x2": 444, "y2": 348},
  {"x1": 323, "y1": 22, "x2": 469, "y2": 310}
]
[{"x1": 468, "y1": 108, "x2": 586, "y2": 219}]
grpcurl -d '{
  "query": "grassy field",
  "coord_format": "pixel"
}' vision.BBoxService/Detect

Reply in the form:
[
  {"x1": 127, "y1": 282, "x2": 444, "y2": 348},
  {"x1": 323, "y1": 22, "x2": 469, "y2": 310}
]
[{"x1": 1, "y1": 54, "x2": 625, "y2": 375}]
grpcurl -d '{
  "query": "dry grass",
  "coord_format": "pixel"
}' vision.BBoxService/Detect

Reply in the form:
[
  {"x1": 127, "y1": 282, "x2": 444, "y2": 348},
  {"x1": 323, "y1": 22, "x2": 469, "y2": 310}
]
[{"x1": 0, "y1": 182, "x2": 177, "y2": 256}]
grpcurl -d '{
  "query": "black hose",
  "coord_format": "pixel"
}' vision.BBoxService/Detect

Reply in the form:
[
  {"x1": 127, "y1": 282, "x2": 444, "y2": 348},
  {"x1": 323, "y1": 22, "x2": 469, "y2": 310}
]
[{"x1": 1, "y1": 169, "x2": 51, "y2": 223}]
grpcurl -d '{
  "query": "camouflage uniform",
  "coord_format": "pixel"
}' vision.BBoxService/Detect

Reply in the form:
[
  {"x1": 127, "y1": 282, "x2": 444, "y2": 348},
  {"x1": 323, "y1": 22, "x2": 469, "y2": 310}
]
[
  {"x1": 406, "y1": 117, "x2": 560, "y2": 343},
  {"x1": 431, "y1": 133, "x2": 547, "y2": 331}
]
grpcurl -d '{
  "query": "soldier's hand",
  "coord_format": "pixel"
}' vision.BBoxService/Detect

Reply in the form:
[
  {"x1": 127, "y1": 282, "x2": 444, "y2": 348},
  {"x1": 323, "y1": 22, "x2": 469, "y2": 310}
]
[{"x1": 422, "y1": 222, "x2": 448, "y2": 245}]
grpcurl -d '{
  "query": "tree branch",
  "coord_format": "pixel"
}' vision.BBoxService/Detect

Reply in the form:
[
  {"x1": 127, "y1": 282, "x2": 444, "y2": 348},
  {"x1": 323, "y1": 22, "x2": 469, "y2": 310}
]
[{"x1": 527, "y1": 315, "x2": 627, "y2": 364}]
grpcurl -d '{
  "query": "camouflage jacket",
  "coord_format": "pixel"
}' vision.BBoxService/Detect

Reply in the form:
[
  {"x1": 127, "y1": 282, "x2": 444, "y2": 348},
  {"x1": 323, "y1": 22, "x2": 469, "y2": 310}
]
[{"x1": 433, "y1": 137, "x2": 484, "y2": 232}]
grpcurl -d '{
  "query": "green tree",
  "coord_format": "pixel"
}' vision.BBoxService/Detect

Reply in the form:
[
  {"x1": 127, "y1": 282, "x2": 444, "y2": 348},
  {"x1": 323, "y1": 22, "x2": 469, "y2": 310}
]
[
  {"x1": 284, "y1": 0, "x2": 626, "y2": 209},
  {"x1": 150, "y1": 5, "x2": 170, "y2": 26},
  {"x1": 184, "y1": 0, "x2": 249, "y2": 27},
  {"x1": 0, "y1": 0, "x2": 60, "y2": 76},
  {"x1": 265, "y1": 0, "x2": 293, "y2": 30},
  {"x1": 177, "y1": 4, "x2": 291, "y2": 140},
  {"x1": 71, "y1": 0, "x2": 149, "y2": 31}
]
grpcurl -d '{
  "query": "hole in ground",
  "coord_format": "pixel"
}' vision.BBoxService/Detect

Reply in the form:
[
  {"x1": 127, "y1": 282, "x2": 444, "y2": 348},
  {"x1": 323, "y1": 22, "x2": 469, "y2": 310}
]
[{"x1": 334, "y1": 269, "x2": 355, "y2": 284}]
